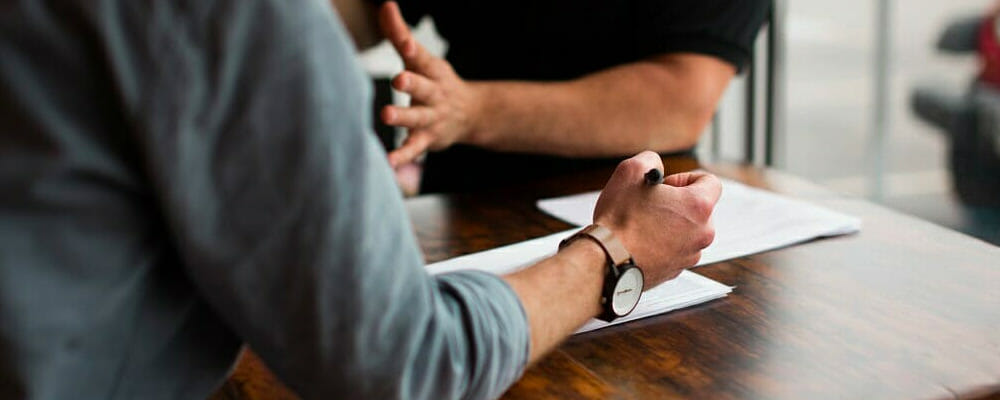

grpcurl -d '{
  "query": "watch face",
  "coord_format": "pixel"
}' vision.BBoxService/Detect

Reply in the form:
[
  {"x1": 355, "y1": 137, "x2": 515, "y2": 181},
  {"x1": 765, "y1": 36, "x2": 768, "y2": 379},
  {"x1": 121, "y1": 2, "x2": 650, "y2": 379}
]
[{"x1": 611, "y1": 267, "x2": 643, "y2": 316}]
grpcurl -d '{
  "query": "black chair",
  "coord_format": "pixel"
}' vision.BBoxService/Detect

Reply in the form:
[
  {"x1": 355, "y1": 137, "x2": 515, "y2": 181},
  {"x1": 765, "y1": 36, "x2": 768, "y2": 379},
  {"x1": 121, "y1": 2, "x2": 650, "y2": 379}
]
[
  {"x1": 910, "y1": 14, "x2": 1000, "y2": 206},
  {"x1": 711, "y1": 0, "x2": 783, "y2": 166}
]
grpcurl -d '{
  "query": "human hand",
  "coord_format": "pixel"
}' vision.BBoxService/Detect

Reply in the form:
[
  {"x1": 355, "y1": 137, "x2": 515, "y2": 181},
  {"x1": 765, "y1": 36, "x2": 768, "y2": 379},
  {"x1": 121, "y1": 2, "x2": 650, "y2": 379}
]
[
  {"x1": 378, "y1": 1, "x2": 482, "y2": 168},
  {"x1": 593, "y1": 151, "x2": 721, "y2": 289},
  {"x1": 393, "y1": 161, "x2": 422, "y2": 197}
]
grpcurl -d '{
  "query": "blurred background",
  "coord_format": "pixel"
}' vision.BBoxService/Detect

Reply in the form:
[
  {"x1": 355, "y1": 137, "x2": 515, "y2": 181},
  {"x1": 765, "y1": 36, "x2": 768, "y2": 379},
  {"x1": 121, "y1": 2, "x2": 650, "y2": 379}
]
[
  {"x1": 361, "y1": 0, "x2": 1000, "y2": 246},
  {"x1": 772, "y1": 0, "x2": 1000, "y2": 246}
]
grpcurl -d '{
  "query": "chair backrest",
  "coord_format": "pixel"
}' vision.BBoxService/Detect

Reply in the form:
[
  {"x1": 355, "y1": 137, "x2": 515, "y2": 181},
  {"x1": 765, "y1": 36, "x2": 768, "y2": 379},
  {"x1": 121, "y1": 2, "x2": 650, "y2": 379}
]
[{"x1": 711, "y1": 0, "x2": 783, "y2": 167}]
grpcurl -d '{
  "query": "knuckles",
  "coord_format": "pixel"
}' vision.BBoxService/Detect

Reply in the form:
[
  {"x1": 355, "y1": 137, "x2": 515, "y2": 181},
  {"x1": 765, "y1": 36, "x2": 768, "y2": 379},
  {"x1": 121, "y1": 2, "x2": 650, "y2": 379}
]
[
  {"x1": 696, "y1": 225, "x2": 715, "y2": 250},
  {"x1": 636, "y1": 150, "x2": 659, "y2": 159},
  {"x1": 616, "y1": 157, "x2": 642, "y2": 174},
  {"x1": 683, "y1": 193, "x2": 715, "y2": 222},
  {"x1": 436, "y1": 59, "x2": 456, "y2": 76},
  {"x1": 620, "y1": 151, "x2": 659, "y2": 169},
  {"x1": 614, "y1": 151, "x2": 664, "y2": 183},
  {"x1": 616, "y1": 157, "x2": 649, "y2": 178},
  {"x1": 688, "y1": 251, "x2": 702, "y2": 268}
]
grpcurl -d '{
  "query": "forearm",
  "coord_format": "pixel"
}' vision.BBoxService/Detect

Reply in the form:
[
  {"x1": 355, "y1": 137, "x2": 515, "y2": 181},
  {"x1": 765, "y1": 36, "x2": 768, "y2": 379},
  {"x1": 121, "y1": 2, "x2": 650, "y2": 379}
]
[
  {"x1": 502, "y1": 239, "x2": 606, "y2": 363},
  {"x1": 157, "y1": 1, "x2": 535, "y2": 396},
  {"x1": 467, "y1": 54, "x2": 734, "y2": 157}
]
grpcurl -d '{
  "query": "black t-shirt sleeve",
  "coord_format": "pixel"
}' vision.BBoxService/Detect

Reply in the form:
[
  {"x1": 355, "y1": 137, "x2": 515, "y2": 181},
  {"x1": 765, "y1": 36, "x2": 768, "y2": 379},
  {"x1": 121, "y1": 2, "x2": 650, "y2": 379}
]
[{"x1": 630, "y1": 0, "x2": 771, "y2": 70}]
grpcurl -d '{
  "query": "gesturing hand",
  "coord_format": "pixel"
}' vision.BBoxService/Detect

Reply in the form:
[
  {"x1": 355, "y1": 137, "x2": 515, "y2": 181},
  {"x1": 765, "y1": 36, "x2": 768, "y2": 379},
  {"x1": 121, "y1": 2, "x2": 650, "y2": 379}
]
[
  {"x1": 594, "y1": 151, "x2": 722, "y2": 289},
  {"x1": 378, "y1": 1, "x2": 482, "y2": 168}
]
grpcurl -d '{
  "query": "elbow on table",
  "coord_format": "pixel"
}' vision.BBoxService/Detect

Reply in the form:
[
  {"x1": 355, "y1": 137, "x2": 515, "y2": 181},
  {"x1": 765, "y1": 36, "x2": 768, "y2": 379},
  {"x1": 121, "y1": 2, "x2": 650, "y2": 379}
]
[{"x1": 296, "y1": 273, "x2": 526, "y2": 400}]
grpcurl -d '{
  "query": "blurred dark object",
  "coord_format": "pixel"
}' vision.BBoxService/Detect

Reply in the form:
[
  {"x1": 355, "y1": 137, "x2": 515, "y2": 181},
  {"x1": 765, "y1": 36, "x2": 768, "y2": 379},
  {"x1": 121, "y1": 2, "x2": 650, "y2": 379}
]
[
  {"x1": 936, "y1": 15, "x2": 982, "y2": 53},
  {"x1": 911, "y1": 12, "x2": 1000, "y2": 207},
  {"x1": 373, "y1": 77, "x2": 396, "y2": 152}
]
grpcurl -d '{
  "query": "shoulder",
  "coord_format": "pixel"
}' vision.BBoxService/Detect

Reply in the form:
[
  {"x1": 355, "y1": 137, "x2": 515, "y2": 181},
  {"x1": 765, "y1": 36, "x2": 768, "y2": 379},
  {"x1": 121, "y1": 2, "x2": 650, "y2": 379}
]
[
  {"x1": 630, "y1": 0, "x2": 771, "y2": 69},
  {"x1": 631, "y1": 0, "x2": 770, "y2": 27}
]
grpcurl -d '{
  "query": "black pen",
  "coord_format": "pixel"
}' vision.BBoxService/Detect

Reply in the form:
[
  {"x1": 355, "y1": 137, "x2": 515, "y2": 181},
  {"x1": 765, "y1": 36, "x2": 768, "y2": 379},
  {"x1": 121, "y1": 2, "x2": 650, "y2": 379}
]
[{"x1": 644, "y1": 168, "x2": 664, "y2": 186}]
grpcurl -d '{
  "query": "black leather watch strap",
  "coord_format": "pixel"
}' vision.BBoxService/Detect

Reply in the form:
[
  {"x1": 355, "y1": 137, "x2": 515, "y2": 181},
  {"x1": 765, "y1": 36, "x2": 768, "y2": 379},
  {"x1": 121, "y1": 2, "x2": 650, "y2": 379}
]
[{"x1": 560, "y1": 224, "x2": 642, "y2": 322}]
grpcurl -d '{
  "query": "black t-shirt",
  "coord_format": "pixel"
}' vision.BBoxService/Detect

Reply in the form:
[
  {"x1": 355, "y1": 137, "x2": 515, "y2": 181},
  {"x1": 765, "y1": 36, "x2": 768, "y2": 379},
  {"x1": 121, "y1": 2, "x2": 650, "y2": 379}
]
[{"x1": 390, "y1": 1, "x2": 771, "y2": 193}]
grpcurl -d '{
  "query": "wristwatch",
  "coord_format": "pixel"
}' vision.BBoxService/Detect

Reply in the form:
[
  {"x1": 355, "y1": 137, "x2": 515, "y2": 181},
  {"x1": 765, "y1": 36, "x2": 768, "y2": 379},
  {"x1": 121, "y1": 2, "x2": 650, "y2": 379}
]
[{"x1": 559, "y1": 224, "x2": 644, "y2": 322}]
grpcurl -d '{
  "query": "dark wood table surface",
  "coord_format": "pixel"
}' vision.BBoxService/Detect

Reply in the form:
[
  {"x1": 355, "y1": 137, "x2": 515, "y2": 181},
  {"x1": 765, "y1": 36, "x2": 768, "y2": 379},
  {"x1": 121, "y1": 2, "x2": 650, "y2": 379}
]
[{"x1": 211, "y1": 156, "x2": 1000, "y2": 400}]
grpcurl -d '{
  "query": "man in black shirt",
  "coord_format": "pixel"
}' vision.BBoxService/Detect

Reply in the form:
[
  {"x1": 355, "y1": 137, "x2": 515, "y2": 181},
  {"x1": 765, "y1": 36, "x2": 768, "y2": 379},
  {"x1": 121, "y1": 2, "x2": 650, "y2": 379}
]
[{"x1": 341, "y1": 0, "x2": 770, "y2": 193}]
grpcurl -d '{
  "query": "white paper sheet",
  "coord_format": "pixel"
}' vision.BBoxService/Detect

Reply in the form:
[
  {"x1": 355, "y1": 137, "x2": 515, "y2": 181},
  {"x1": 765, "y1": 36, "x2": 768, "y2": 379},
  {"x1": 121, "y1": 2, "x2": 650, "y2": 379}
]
[
  {"x1": 425, "y1": 230, "x2": 732, "y2": 334},
  {"x1": 537, "y1": 178, "x2": 862, "y2": 266}
]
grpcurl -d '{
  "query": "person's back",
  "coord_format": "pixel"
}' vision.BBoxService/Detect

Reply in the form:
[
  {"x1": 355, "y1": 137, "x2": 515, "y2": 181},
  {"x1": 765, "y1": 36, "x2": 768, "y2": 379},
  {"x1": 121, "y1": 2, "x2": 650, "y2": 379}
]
[
  {"x1": 1, "y1": 0, "x2": 543, "y2": 397},
  {"x1": 0, "y1": 0, "x2": 725, "y2": 398},
  {"x1": 0, "y1": 0, "x2": 436, "y2": 397},
  {"x1": 1, "y1": 1, "x2": 242, "y2": 397}
]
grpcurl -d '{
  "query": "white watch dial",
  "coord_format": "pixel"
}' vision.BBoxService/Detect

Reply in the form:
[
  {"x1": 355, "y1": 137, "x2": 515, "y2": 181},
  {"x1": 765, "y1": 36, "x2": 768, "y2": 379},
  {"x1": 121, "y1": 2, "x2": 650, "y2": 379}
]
[{"x1": 611, "y1": 267, "x2": 643, "y2": 316}]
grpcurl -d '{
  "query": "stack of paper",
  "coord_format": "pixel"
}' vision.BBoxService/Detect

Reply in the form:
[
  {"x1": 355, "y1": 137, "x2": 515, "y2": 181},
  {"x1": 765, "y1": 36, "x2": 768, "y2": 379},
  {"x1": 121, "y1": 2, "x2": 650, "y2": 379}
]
[
  {"x1": 537, "y1": 178, "x2": 862, "y2": 266},
  {"x1": 426, "y1": 178, "x2": 860, "y2": 333},
  {"x1": 425, "y1": 230, "x2": 732, "y2": 334}
]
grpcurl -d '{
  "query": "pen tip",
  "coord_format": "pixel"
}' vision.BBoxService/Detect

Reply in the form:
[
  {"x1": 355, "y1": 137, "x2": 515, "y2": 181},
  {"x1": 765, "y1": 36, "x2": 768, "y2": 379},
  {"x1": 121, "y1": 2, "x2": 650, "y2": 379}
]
[{"x1": 644, "y1": 168, "x2": 663, "y2": 185}]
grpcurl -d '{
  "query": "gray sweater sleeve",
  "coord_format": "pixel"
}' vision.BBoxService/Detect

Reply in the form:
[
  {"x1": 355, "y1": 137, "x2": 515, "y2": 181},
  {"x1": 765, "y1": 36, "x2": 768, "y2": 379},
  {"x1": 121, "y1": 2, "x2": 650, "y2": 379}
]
[{"x1": 101, "y1": 0, "x2": 529, "y2": 398}]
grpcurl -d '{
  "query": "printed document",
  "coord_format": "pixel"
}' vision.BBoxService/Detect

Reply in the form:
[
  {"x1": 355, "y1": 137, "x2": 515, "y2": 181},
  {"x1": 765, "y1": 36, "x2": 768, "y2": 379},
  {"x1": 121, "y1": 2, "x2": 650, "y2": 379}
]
[
  {"x1": 425, "y1": 179, "x2": 859, "y2": 333},
  {"x1": 537, "y1": 178, "x2": 861, "y2": 266},
  {"x1": 425, "y1": 230, "x2": 732, "y2": 333}
]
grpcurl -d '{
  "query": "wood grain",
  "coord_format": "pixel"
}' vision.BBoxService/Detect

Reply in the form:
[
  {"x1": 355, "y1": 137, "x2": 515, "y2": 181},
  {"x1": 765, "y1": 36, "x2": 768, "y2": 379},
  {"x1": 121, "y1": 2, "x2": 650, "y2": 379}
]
[{"x1": 210, "y1": 156, "x2": 1000, "y2": 400}]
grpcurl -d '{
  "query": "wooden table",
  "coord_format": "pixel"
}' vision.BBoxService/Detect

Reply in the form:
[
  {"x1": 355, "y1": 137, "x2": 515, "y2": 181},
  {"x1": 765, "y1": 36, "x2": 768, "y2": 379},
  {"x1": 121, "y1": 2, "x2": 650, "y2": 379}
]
[{"x1": 211, "y1": 156, "x2": 1000, "y2": 400}]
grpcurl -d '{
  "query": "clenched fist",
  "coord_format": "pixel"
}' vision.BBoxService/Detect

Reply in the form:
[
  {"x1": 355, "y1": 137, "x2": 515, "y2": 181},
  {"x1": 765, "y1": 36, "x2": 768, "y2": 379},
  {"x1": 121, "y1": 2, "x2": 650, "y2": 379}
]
[{"x1": 594, "y1": 151, "x2": 721, "y2": 289}]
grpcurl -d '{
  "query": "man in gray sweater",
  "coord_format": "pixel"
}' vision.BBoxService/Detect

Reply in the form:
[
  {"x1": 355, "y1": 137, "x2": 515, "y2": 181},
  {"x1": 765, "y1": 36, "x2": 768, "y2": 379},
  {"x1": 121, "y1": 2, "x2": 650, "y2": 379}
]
[{"x1": 0, "y1": 0, "x2": 720, "y2": 398}]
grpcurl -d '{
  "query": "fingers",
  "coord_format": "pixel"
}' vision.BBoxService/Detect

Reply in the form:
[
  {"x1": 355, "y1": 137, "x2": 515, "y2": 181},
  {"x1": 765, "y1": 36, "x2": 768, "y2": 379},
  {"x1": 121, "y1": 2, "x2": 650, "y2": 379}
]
[
  {"x1": 617, "y1": 153, "x2": 721, "y2": 207},
  {"x1": 613, "y1": 151, "x2": 665, "y2": 183},
  {"x1": 664, "y1": 171, "x2": 721, "y2": 224},
  {"x1": 382, "y1": 105, "x2": 436, "y2": 129},
  {"x1": 378, "y1": 2, "x2": 409, "y2": 47},
  {"x1": 395, "y1": 163, "x2": 420, "y2": 196},
  {"x1": 387, "y1": 131, "x2": 433, "y2": 167},
  {"x1": 663, "y1": 171, "x2": 701, "y2": 187},
  {"x1": 378, "y1": 2, "x2": 437, "y2": 74},
  {"x1": 394, "y1": 161, "x2": 422, "y2": 196},
  {"x1": 630, "y1": 151, "x2": 665, "y2": 174},
  {"x1": 670, "y1": 171, "x2": 723, "y2": 205},
  {"x1": 392, "y1": 72, "x2": 439, "y2": 103},
  {"x1": 401, "y1": 39, "x2": 438, "y2": 75}
]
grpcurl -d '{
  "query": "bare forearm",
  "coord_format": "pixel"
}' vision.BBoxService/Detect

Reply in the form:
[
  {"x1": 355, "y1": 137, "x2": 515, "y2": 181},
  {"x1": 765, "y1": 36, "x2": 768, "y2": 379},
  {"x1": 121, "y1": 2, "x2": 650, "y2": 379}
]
[
  {"x1": 375, "y1": 7, "x2": 736, "y2": 166},
  {"x1": 502, "y1": 240, "x2": 605, "y2": 363},
  {"x1": 467, "y1": 54, "x2": 734, "y2": 157}
]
